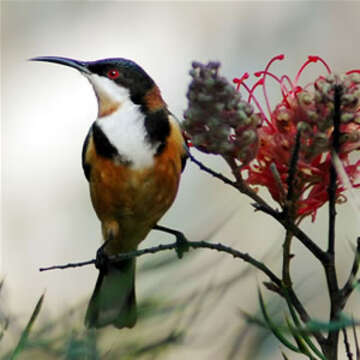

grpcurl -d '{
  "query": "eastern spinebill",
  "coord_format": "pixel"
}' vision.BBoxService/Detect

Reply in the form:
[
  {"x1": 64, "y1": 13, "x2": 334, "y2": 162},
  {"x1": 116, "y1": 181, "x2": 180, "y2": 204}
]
[{"x1": 31, "y1": 56, "x2": 187, "y2": 329}]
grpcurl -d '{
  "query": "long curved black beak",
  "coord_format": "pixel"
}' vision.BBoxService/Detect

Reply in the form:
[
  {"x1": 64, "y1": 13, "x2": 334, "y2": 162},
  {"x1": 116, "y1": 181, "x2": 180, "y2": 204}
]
[{"x1": 29, "y1": 56, "x2": 91, "y2": 74}]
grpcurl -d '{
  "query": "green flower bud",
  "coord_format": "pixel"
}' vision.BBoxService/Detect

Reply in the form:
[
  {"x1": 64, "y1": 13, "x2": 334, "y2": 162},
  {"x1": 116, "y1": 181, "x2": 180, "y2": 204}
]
[{"x1": 341, "y1": 113, "x2": 355, "y2": 123}]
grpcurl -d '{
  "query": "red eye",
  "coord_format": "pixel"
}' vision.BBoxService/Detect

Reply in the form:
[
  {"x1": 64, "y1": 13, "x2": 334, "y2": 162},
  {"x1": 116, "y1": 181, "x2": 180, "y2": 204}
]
[{"x1": 107, "y1": 69, "x2": 120, "y2": 79}]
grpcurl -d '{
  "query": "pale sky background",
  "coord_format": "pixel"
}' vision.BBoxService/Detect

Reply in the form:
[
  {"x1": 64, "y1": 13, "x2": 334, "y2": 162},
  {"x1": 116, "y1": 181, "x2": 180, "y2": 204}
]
[{"x1": 2, "y1": 1, "x2": 360, "y2": 359}]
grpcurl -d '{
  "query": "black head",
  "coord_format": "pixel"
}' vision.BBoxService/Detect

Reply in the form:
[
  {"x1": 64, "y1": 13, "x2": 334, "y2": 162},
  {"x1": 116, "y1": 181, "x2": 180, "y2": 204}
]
[
  {"x1": 87, "y1": 58, "x2": 155, "y2": 105},
  {"x1": 30, "y1": 56, "x2": 156, "y2": 108}
]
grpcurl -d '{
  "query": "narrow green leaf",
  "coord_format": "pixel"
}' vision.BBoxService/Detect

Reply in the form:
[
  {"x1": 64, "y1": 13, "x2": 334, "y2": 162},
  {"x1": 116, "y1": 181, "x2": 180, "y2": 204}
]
[
  {"x1": 285, "y1": 293, "x2": 327, "y2": 360},
  {"x1": 239, "y1": 309, "x2": 268, "y2": 328},
  {"x1": 258, "y1": 288, "x2": 300, "y2": 353},
  {"x1": 285, "y1": 316, "x2": 315, "y2": 359},
  {"x1": 281, "y1": 351, "x2": 290, "y2": 360},
  {"x1": 9, "y1": 293, "x2": 45, "y2": 360}
]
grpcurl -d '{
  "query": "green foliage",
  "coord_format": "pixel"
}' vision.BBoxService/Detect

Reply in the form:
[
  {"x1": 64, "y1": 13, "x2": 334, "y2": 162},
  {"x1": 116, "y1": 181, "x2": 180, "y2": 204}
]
[
  {"x1": 8, "y1": 293, "x2": 44, "y2": 360},
  {"x1": 257, "y1": 289, "x2": 301, "y2": 354},
  {"x1": 243, "y1": 288, "x2": 360, "y2": 359}
]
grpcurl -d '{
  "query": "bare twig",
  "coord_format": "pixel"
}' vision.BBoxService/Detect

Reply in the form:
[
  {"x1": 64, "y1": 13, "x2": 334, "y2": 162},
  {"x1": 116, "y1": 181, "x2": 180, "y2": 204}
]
[
  {"x1": 328, "y1": 84, "x2": 342, "y2": 255},
  {"x1": 280, "y1": 129, "x2": 327, "y2": 346},
  {"x1": 39, "y1": 260, "x2": 95, "y2": 272},
  {"x1": 310, "y1": 82, "x2": 346, "y2": 360},
  {"x1": 282, "y1": 130, "x2": 301, "y2": 288},
  {"x1": 343, "y1": 327, "x2": 354, "y2": 360},
  {"x1": 39, "y1": 239, "x2": 282, "y2": 287},
  {"x1": 341, "y1": 237, "x2": 360, "y2": 301},
  {"x1": 286, "y1": 130, "x2": 302, "y2": 207},
  {"x1": 322, "y1": 84, "x2": 343, "y2": 358},
  {"x1": 282, "y1": 230, "x2": 293, "y2": 288},
  {"x1": 189, "y1": 151, "x2": 328, "y2": 264},
  {"x1": 269, "y1": 163, "x2": 286, "y2": 204},
  {"x1": 187, "y1": 150, "x2": 238, "y2": 189},
  {"x1": 228, "y1": 155, "x2": 327, "y2": 264}
]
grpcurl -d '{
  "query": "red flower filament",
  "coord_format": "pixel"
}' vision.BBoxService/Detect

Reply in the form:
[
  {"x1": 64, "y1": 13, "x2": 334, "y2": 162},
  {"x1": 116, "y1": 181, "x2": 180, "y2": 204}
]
[{"x1": 234, "y1": 55, "x2": 360, "y2": 221}]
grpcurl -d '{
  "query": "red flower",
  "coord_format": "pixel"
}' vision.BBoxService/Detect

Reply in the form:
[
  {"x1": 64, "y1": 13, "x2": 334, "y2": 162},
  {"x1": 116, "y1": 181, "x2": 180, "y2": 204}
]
[{"x1": 234, "y1": 55, "x2": 360, "y2": 221}]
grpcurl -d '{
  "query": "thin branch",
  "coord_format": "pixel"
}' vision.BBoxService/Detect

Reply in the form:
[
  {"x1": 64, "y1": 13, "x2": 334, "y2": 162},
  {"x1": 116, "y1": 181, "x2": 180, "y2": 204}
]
[
  {"x1": 322, "y1": 83, "x2": 343, "y2": 358},
  {"x1": 39, "y1": 239, "x2": 282, "y2": 287},
  {"x1": 343, "y1": 327, "x2": 354, "y2": 360},
  {"x1": 341, "y1": 237, "x2": 360, "y2": 302},
  {"x1": 286, "y1": 287, "x2": 326, "y2": 345},
  {"x1": 187, "y1": 150, "x2": 238, "y2": 189},
  {"x1": 189, "y1": 150, "x2": 326, "y2": 265},
  {"x1": 269, "y1": 163, "x2": 286, "y2": 204},
  {"x1": 278, "y1": 129, "x2": 328, "y2": 344},
  {"x1": 259, "y1": 205, "x2": 327, "y2": 264},
  {"x1": 282, "y1": 130, "x2": 301, "y2": 288},
  {"x1": 328, "y1": 84, "x2": 342, "y2": 255},
  {"x1": 39, "y1": 259, "x2": 95, "y2": 272},
  {"x1": 282, "y1": 230, "x2": 293, "y2": 288},
  {"x1": 188, "y1": 150, "x2": 280, "y2": 220},
  {"x1": 286, "y1": 130, "x2": 302, "y2": 206}
]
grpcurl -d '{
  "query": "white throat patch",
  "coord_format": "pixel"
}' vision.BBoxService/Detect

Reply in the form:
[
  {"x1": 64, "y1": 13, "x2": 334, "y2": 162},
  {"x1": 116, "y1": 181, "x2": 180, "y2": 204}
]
[
  {"x1": 88, "y1": 75, "x2": 158, "y2": 169},
  {"x1": 86, "y1": 74, "x2": 129, "y2": 110}
]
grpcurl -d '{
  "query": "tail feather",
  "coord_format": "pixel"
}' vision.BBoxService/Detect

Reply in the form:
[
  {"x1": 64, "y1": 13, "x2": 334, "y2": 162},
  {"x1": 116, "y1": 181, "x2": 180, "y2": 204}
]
[{"x1": 85, "y1": 258, "x2": 137, "y2": 329}]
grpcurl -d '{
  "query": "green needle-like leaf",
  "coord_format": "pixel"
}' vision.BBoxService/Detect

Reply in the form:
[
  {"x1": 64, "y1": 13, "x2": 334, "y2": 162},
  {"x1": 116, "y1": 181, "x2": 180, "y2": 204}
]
[
  {"x1": 258, "y1": 288, "x2": 300, "y2": 353},
  {"x1": 285, "y1": 294, "x2": 326, "y2": 360},
  {"x1": 9, "y1": 293, "x2": 45, "y2": 360},
  {"x1": 285, "y1": 316, "x2": 315, "y2": 359}
]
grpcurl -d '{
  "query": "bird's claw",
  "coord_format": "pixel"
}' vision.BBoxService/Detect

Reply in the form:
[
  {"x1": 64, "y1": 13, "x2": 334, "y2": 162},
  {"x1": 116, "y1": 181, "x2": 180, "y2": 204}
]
[
  {"x1": 95, "y1": 244, "x2": 109, "y2": 272},
  {"x1": 175, "y1": 232, "x2": 189, "y2": 259}
]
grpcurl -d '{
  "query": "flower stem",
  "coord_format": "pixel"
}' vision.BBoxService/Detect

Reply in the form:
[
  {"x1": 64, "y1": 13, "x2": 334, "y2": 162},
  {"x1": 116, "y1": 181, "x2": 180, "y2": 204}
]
[
  {"x1": 328, "y1": 84, "x2": 342, "y2": 255},
  {"x1": 322, "y1": 82, "x2": 343, "y2": 360}
]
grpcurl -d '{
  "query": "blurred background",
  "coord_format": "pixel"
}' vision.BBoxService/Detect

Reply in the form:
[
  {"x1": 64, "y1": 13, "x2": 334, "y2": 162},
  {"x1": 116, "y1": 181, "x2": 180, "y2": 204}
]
[{"x1": 2, "y1": 1, "x2": 360, "y2": 359}]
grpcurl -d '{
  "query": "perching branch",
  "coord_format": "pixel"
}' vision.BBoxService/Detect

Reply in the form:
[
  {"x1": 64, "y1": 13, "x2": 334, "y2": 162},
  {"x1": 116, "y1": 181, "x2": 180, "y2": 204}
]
[
  {"x1": 38, "y1": 224, "x2": 325, "y2": 346},
  {"x1": 39, "y1": 238, "x2": 282, "y2": 288}
]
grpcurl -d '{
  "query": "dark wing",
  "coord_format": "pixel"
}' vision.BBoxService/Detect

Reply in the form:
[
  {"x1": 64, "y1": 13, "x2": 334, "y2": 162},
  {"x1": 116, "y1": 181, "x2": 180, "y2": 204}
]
[{"x1": 82, "y1": 129, "x2": 92, "y2": 181}]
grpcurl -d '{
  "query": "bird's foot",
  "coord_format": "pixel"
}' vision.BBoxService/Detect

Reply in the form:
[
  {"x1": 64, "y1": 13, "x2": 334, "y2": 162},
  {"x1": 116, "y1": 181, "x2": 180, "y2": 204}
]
[
  {"x1": 95, "y1": 242, "x2": 109, "y2": 272},
  {"x1": 153, "y1": 224, "x2": 189, "y2": 259},
  {"x1": 174, "y1": 231, "x2": 189, "y2": 259}
]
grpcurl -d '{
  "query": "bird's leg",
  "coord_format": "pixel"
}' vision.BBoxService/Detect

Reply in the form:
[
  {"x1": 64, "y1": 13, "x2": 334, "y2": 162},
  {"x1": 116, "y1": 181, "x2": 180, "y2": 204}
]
[{"x1": 153, "y1": 224, "x2": 189, "y2": 259}]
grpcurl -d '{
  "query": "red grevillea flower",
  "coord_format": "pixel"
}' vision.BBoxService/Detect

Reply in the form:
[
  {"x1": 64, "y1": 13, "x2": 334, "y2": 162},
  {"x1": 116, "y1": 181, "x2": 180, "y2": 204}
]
[{"x1": 234, "y1": 55, "x2": 360, "y2": 221}]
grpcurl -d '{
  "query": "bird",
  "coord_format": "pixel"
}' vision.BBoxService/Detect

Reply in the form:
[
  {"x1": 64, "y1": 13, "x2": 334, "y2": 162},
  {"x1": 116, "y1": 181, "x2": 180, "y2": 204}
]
[{"x1": 30, "y1": 56, "x2": 187, "y2": 329}]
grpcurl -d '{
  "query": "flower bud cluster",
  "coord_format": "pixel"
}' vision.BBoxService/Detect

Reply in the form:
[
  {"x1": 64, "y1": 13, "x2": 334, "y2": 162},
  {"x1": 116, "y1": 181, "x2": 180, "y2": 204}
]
[
  {"x1": 272, "y1": 73, "x2": 360, "y2": 160},
  {"x1": 183, "y1": 61, "x2": 261, "y2": 164},
  {"x1": 337, "y1": 73, "x2": 360, "y2": 153}
]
